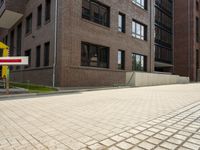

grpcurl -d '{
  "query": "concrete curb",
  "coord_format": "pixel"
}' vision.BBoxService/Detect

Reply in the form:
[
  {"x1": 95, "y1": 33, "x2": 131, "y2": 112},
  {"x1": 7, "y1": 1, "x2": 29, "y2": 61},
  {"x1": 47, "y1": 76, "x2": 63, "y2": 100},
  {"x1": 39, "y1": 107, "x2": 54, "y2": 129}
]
[{"x1": 0, "y1": 86, "x2": 131, "y2": 100}]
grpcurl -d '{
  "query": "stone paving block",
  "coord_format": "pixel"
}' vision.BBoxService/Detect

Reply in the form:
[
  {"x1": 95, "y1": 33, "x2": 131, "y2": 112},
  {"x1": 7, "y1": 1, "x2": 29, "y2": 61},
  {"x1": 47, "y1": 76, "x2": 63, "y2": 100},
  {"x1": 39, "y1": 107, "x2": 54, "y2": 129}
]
[
  {"x1": 147, "y1": 137, "x2": 162, "y2": 145},
  {"x1": 167, "y1": 137, "x2": 183, "y2": 145},
  {"x1": 100, "y1": 139, "x2": 116, "y2": 147},
  {"x1": 154, "y1": 146, "x2": 168, "y2": 150},
  {"x1": 154, "y1": 134, "x2": 168, "y2": 140},
  {"x1": 116, "y1": 141, "x2": 133, "y2": 149},
  {"x1": 108, "y1": 146, "x2": 121, "y2": 150},
  {"x1": 178, "y1": 131, "x2": 192, "y2": 137},
  {"x1": 78, "y1": 136, "x2": 93, "y2": 143},
  {"x1": 160, "y1": 141, "x2": 178, "y2": 150},
  {"x1": 119, "y1": 132, "x2": 132, "y2": 138},
  {"x1": 192, "y1": 134, "x2": 200, "y2": 140},
  {"x1": 86, "y1": 140, "x2": 98, "y2": 146},
  {"x1": 128, "y1": 129, "x2": 140, "y2": 135},
  {"x1": 88, "y1": 143, "x2": 105, "y2": 150},
  {"x1": 111, "y1": 135, "x2": 125, "y2": 142},
  {"x1": 165, "y1": 128, "x2": 178, "y2": 133},
  {"x1": 142, "y1": 130, "x2": 155, "y2": 136},
  {"x1": 130, "y1": 146, "x2": 144, "y2": 150},
  {"x1": 187, "y1": 138, "x2": 200, "y2": 145},
  {"x1": 160, "y1": 130, "x2": 174, "y2": 136},
  {"x1": 138, "y1": 141, "x2": 156, "y2": 150},
  {"x1": 134, "y1": 134, "x2": 148, "y2": 141},
  {"x1": 148, "y1": 128, "x2": 160, "y2": 133},
  {"x1": 183, "y1": 142, "x2": 200, "y2": 150},
  {"x1": 126, "y1": 137, "x2": 141, "y2": 145},
  {"x1": 173, "y1": 134, "x2": 188, "y2": 141},
  {"x1": 135, "y1": 126, "x2": 146, "y2": 131}
]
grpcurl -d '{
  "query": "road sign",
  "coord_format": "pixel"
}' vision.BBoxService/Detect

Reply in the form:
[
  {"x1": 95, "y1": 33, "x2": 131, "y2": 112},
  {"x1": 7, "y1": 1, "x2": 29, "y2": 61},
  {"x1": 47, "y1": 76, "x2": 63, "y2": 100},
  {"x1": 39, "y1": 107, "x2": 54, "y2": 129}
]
[{"x1": 0, "y1": 57, "x2": 28, "y2": 65}]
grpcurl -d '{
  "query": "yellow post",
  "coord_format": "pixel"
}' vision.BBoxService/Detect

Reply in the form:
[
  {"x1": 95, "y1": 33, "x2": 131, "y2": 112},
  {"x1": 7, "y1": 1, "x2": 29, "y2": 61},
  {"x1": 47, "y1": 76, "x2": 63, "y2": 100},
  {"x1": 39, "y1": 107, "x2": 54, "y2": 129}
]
[
  {"x1": 0, "y1": 42, "x2": 9, "y2": 94},
  {"x1": 0, "y1": 42, "x2": 9, "y2": 79}
]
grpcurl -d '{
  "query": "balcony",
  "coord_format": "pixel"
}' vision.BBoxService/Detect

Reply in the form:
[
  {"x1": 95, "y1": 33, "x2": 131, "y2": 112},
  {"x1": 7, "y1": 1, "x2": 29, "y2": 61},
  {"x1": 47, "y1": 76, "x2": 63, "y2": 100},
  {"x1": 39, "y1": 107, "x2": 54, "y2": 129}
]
[{"x1": 0, "y1": 0, "x2": 27, "y2": 29}]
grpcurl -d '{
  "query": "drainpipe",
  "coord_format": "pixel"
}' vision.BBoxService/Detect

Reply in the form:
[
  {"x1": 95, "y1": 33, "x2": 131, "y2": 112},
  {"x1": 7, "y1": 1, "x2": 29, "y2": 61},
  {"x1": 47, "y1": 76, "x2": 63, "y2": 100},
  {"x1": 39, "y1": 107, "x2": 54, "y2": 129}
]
[
  {"x1": 52, "y1": 0, "x2": 58, "y2": 87},
  {"x1": 149, "y1": 0, "x2": 152, "y2": 72}
]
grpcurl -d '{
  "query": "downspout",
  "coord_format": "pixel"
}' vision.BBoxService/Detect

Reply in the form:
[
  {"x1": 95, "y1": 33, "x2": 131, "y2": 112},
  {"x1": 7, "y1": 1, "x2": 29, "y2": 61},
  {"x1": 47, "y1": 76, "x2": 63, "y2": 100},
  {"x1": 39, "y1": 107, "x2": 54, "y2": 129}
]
[
  {"x1": 53, "y1": 0, "x2": 58, "y2": 87},
  {"x1": 150, "y1": 0, "x2": 152, "y2": 72},
  {"x1": 188, "y1": 0, "x2": 192, "y2": 80}
]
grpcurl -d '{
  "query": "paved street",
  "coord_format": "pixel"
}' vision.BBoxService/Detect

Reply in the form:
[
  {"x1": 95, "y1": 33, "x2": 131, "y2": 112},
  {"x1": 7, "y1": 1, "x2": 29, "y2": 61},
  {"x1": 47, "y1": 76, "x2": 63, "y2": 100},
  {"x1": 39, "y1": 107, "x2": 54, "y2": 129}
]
[{"x1": 0, "y1": 84, "x2": 200, "y2": 150}]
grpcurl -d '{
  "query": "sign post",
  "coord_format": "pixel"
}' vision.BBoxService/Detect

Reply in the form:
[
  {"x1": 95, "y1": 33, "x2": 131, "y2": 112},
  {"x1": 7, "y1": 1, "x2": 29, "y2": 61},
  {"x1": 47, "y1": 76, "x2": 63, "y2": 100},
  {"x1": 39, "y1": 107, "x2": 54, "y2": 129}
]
[{"x1": 0, "y1": 57, "x2": 28, "y2": 94}]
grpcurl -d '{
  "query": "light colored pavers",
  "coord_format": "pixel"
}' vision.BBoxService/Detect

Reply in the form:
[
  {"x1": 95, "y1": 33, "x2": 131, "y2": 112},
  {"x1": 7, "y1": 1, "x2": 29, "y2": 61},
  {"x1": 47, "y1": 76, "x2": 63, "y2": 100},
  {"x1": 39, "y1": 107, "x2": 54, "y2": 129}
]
[{"x1": 0, "y1": 84, "x2": 200, "y2": 149}]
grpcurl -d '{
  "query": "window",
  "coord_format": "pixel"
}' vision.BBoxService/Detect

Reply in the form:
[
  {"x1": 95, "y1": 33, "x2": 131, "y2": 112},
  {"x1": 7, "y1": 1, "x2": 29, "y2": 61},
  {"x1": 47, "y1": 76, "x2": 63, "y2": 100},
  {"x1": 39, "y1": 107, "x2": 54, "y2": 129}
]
[
  {"x1": 132, "y1": 53, "x2": 147, "y2": 71},
  {"x1": 118, "y1": 13, "x2": 126, "y2": 33},
  {"x1": 25, "y1": 49, "x2": 31, "y2": 69},
  {"x1": 45, "y1": 0, "x2": 51, "y2": 22},
  {"x1": 82, "y1": 0, "x2": 110, "y2": 27},
  {"x1": 81, "y1": 42, "x2": 109, "y2": 68},
  {"x1": 196, "y1": 17, "x2": 199, "y2": 42},
  {"x1": 10, "y1": 30, "x2": 15, "y2": 56},
  {"x1": 37, "y1": 4, "x2": 42, "y2": 27},
  {"x1": 44, "y1": 42, "x2": 50, "y2": 66},
  {"x1": 132, "y1": 0, "x2": 147, "y2": 10},
  {"x1": 118, "y1": 50, "x2": 125, "y2": 70},
  {"x1": 196, "y1": 1, "x2": 199, "y2": 11},
  {"x1": 26, "y1": 13, "x2": 32, "y2": 34},
  {"x1": 155, "y1": 45, "x2": 172, "y2": 63},
  {"x1": 16, "y1": 23, "x2": 22, "y2": 56},
  {"x1": 36, "y1": 45, "x2": 41, "y2": 67},
  {"x1": 132, "y1": 20, "x2": 147, "y2": 40}
]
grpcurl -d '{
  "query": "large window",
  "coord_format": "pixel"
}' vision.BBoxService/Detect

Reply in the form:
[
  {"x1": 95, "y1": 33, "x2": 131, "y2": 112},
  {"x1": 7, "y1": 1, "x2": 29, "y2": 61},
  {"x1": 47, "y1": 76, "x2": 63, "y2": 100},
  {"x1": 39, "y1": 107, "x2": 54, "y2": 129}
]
[
  {"x1": 37, "y1": 4, "x2": 42, "y2": 27},
  {"x1": 155, "y1": 45, "x2": 172, "y2": 63},
  {"x1": 118, "y1": 13, "x2": 126, "y2": 33},
  {"x1": 26, "y1": 13, "x2": 32, "y2": 34},
  {"x1": 82, "y1": 0, "x2": 110, "y2": 27},
  {"x1": 132, "y1": 53, "x2": 147, "y2": 71},
  {"x1": 132, "y1": 20, "x2": 147, "y2": 40},
  {"x1": 44, "y1": 42, "x2": 50, "y2": 66},
  {"x1": 81, "y1": 42, "x2": 109, "y2": 68},
  {"x1": 132, "y1": 0, "x2": 147, "y2": 10},
  {"x1": 45, "y1": 0, "x2": 51, "y2": 22},
  {"x1": 118, "y1": 50, "x2": 125, "y2": 70}
]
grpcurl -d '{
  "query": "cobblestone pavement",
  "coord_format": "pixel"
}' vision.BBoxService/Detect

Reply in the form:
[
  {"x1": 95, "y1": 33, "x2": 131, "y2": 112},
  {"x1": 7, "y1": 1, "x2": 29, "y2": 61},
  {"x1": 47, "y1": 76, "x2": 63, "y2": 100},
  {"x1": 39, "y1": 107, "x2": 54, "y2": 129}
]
[{"x1": 0, "y1": 84, "x2": 200, "y2": 150}]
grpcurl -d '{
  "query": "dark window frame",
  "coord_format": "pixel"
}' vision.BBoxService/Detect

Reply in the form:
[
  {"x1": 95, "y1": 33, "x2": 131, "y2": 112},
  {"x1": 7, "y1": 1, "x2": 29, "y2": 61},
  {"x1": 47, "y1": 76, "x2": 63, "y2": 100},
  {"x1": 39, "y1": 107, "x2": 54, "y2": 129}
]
[
  {"x1": 118, "y1": 12, "x2": 126, "y2": 33},
  {"x1": 132, "y1": 0, "x2": 147, "y2": 10},
  {"x1": 25, "y1": 49, "x2": 31, "y2": 69},
  {"x1": 45, "y1": 0, "x2": 51, "y2": 22},
  {"x1": 44, "y1": 42, "x2": 50, "y2": 66},
  {"x1": 132, "y1": 53, "x2": 147, "y2": 72},
  {"x1": 37, "y1": 4, "x2": 42, "y2": 27},
  {"x1": 118, "y1": 50, "x2": 125, "y2": 70},
  {"x1": 82, "y1": 0, "x2": 110, "y2": 27},
  {"x1": 36, "y1": 45, "x2": 41, "y2": 67},
  {"x1": 132, "y1": 20, "x2": 147, "y2": 41},
  {"x1": 25, "y1": 13, "x2": 32, "y2": 34},
  {"x1": 81, "y1": 42, "x2": 110, "y2": 68}
]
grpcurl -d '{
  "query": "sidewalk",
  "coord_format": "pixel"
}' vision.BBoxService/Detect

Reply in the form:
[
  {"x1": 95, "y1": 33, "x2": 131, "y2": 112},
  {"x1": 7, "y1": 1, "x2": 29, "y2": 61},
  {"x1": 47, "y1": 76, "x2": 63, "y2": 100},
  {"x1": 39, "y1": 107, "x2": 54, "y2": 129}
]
[{"x1": 0, "y1": 83, "x2": 200, "y2": 149}]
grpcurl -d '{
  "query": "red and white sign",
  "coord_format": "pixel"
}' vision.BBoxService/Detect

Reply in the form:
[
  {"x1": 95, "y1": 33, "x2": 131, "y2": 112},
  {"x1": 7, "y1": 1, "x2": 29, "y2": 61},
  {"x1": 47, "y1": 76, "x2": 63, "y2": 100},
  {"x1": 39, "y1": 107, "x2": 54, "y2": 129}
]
[{"x1": 0, "y1": 57, "x2": 29, "y2": 65}]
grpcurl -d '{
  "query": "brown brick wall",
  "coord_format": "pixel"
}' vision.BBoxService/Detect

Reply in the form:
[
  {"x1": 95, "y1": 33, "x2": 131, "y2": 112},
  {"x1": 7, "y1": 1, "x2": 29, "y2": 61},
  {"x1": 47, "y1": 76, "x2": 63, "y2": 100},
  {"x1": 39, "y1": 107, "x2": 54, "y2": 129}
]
[
  {"x1": 174, "y1": 0, "x2": 200, "y2": 81},
  {"x1": 1, "y1": 0, "x2": 155, "y2": 87},
  {"x1": 56, "y1": 0, "x2": 155, "y2": 87}
]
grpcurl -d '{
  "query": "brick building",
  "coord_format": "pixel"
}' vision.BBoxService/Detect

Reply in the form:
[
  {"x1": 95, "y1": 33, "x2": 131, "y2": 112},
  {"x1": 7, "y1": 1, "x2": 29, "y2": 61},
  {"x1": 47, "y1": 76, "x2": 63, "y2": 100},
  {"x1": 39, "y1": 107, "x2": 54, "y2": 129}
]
[
  {"x1": 0, "y1": 0, "x2": 198, "y2": 87},
  {"x1": 174, "y1": 0, "x2": 200, "y2": 81}
]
